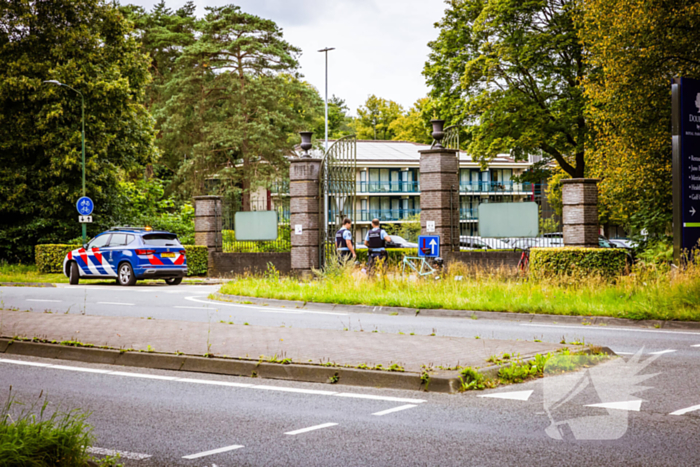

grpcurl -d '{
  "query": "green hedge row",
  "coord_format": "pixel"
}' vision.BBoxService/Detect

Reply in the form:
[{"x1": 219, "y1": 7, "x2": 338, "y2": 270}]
[
  {"x1": 530, "y1": 247, "x2": 628, "y2": 278},
  {"x1": 35, "y1": 244, "x2": 209, "y2": 277},
  {"x1": 355, "y1": 248, "x2": 418, "y2": 265}
]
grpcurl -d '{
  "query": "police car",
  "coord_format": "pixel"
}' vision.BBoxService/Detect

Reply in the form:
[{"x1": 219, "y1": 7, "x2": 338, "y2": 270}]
[{"x1": 63, "y1": 227, "x2": 188, "y2": 286}]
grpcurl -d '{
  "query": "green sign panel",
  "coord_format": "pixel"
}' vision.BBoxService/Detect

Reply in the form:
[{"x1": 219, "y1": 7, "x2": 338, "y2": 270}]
[
  {"x1": 234, "y1": 211, "x2": 278, "y2": 241},
  {"x1": 478, "y1": 202, "x2": 539, "y2": 238}
]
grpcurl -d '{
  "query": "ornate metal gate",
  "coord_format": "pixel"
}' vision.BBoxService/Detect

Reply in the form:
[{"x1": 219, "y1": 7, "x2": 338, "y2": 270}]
[{"x1": 319, "y1": 135, "x2": 357, "y2": 267}]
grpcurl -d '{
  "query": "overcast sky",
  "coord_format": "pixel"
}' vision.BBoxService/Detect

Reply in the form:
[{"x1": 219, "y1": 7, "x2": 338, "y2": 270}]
[{"x1": 124, "y1": 0, "x2": 448, "y2": 115}]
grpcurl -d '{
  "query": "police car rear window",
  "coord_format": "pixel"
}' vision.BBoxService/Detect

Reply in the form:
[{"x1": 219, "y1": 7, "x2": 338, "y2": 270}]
[{"x1": 142, "y1": 234, "x2": 181, "y2": 246}]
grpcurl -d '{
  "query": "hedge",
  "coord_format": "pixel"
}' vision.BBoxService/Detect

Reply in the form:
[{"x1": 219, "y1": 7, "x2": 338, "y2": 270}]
[
  {"x1": 355, "y1": 248, "x2": 418, "y2": 265},
  {"x1": 530, "y1": 247, "x2": 628, "y2": 278},
  {"x1": 35, "y1": 244, "x2": 209, "y2": 277}
]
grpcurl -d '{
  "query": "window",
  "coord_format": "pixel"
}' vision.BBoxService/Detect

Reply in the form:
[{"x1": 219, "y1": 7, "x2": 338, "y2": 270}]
[
  {"x1": 87, "y1": 235, "x2": 111, "y2": 249},
  {"x1": 142, "y1": 234, "x2": 181, "y2": 247},
  {"x1": 109, "y1": 233, "x2": 129, "y2": 246}
]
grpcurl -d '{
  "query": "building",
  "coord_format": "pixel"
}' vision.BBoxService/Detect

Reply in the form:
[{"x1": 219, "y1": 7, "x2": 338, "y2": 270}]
[{"x1": 298, "y1": 140, "x2": 537, "y2": 243}]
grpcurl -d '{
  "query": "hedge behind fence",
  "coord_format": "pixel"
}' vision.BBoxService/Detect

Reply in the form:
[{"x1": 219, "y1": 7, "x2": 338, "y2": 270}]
[
  {"x1": 35, "y1": 244, "x2": 208, "y2": 276},
  {"x1": 530, "y1": 247, "x2": 628, "y2": 278}
]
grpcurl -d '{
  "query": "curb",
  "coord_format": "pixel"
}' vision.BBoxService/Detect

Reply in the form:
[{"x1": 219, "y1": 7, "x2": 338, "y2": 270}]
[
  {"x1": 213, "y1": 293, "x2": 700, "y2": 331},
  {"x1": 0, "y1": 338, "x2": 462, "y2": 394}
]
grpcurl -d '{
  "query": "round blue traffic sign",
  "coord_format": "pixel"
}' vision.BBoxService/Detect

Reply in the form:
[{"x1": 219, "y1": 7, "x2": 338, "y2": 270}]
[{"x1": 76, "y1": 196, "x2": 94, "y2": 216}]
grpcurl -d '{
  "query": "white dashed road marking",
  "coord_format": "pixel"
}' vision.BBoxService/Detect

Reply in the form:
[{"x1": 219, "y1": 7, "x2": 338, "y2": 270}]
[
  {"x1": 334, "y1": 393, "x2": 426, "y2": 404},
  {"x1": 692, "y1": 344, "x2": 700, "y2": 348},
  {"x1": 285, "y1": 423, "x2": 338, "y2": 435},
  {"x1": 26, "y1": 299, "x2": 62, "y2": 302},
  {"x1": 585, "y1": 400, "x2": 642, "y2": 411},
  {"x1": 97, "y1": 302, "x2": 134, "y2": 306},
  {"x1": 478, "y1": 390, "x2": 533, "y2": 401},
  {"x1": 372, "y1": 404, "x2": 418, "y2": 416},
  {"x1": 87, "y1": 447, "x2": 151, "y2": 460},
  {"x1": 182, "y1": 445, "x2": 244, "y2": 459},
  {"x1": 648, "y1": 349, "x2": 677, "y2": 355},
  {"x1": 669, "y1": 404, "x2": 700, "y2": 416}
]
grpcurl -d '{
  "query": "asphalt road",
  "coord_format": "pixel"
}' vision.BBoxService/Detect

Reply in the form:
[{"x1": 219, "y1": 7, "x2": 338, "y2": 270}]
[
  {"x1": 1, "y1": 353, "x2": 698, "y2": 466},
  {"x1": 1, "y1": 283, "x2": 699, "y2": 465}
]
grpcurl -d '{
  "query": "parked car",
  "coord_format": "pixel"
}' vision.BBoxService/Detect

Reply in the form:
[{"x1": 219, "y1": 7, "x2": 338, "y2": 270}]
[
  {"x1": 62, "y1": 227, "x2": 188, "y2": 286},
  {"x1": 385, "y1": 235, "x2": 418, "y2": 249},
  {"x1": 459, "y1": 236, "x2": 512, "y2": 250},
  {"x1": 609, "y1": 238, "x2": 637, "y2": 249}
]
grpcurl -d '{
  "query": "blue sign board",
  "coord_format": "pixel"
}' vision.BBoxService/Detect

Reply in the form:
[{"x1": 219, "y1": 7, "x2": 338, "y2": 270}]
[
  {"x1": 418, "y1": 235, "x2": 440, "y2": 258},
  {"x1": 673, "y1": 77, "x2": 700, "y2": 258},
  {"x1": 76, "y1": 196, "x2": 94, "y2": 216}
]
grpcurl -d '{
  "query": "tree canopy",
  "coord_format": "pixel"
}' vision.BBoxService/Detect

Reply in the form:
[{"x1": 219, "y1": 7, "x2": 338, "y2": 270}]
[
  {"x1": 581, "y1": 0, "x2": 700, "y2": 234},
  {"x1": 424, "y1": 0, "x2": 587, "y2": 177},
  {"x1": 352, "y1": 95, "x2": 405, "y2": 140},
  {"x1": 0, "y1": 0, "x2": 156, "y2": 262}
]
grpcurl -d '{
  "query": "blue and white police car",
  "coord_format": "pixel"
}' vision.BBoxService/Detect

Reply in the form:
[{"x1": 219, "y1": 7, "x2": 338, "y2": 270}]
[{"x1": 63, "y1": 227, "x2": 188, "y2": 286}]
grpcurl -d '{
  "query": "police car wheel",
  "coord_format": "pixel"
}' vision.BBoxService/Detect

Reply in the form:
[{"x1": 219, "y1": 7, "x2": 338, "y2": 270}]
[
  {"x1": 69, "y1": 262, "x2": 79, "y2": 285},
  {"x1": 117, "y1": 263, "x2": 136, "y2": 286},
  {"x1": 165, "y1": 277, "x2": 182, "y2": 286}
]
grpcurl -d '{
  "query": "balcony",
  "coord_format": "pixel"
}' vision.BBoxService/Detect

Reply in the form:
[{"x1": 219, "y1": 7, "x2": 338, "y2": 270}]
[
  {"x1": 270, "y1": 181, "x2": 290, "y2": 194},
  {"x1": 460, "y1": 181, "x2": 532, "y2": 194},
  {"x1": 357, "y1": 181, "x2": 420, "y2": 194},
  {"x1": 354, "y1": 209, "x2": 420, "y2": 222},
  {"x1": 460, "y1": 208, "x2": 478, "y2": 220}
]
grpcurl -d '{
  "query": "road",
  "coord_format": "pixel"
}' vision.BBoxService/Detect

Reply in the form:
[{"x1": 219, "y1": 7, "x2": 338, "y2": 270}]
[{"x1": 1, "y1": 283, "x2": 699, "y2": 465}]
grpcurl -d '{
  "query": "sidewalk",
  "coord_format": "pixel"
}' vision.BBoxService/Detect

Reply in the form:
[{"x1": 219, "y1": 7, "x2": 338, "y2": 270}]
[{"x1": 0, "y1": 310, "x2": 571, "y2": 373}]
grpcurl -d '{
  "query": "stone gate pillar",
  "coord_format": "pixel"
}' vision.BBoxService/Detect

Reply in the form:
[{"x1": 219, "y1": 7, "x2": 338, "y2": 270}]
[
  {"x1": 194, "y1": 195, "x2": 222, "y2": 275},
  {"x1": 419, "y1": 144, "x2": 459, "y2": 256},
  {"x1": 290, "y1": 156, "x2": 321, "y2": 277},
  {"x1": 562, "y1": 179, "x2": 600, "y2": 248}
]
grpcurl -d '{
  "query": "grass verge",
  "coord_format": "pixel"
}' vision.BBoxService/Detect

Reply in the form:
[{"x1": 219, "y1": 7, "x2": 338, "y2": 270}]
[
  {"x1": 0, "y1": 390, "x2": 121, "y2": 466},
  {"x1": 219, "y1": 261, "x2": 700, "y2": 321},
  {"x1": 0, "y1": 263, "x2": 67, "y2": 284}
]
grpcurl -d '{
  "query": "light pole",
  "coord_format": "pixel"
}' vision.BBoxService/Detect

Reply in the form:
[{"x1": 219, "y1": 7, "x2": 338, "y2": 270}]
[
  {"x1": 318, "y1": 47, "x2": 335, "y2": 238},
  {"x1": 44, "y1": 79, "x2": 87, "y2": 243},
  {"x1": 317, "y1": 47, "x2": 335, "y2": 153}
]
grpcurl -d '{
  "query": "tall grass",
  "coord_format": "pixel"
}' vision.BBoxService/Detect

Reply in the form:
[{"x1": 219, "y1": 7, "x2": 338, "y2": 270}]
[
  {"x1": 0, "y1": 263, "x2": 68, "y2": 284},
  {"x1": 0, "y1": 391, "x2": 94, "y2": 466},
  {"x1": 221, "y1": 261, "x2": 700, "y2": 321}
]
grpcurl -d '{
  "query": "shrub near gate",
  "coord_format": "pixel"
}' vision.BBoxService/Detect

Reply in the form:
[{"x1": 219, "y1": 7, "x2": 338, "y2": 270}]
[
  {"x1": 35, "y1": 244, "x2": 208, "y2": 276},
  {"x1": 530, "y1": 247, "x2": 628, "y2": 278}
]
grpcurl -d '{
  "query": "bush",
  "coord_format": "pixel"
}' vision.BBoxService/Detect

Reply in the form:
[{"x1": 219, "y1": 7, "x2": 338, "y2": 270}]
[
  {"x1": 184, "y1": 245, "x2": 208, "y2": 276},
  {"x1": 530, "y1": 247, "x2": 628, "y2": 278},
  {"x1": 35, "y1": 244, "x2": 81, "y2": 274},
  {"x1": 36, "y1": 244, "x2": 209, "y2": 276},
  {"x1": 355, "y1": 248, "x2": 418, "y2": 265}
]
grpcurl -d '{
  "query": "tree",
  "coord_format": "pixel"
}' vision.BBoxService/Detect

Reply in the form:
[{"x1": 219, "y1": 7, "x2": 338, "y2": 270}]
[
  {"x1": 390, "y1": 97, "x2": 432, "y2": 144},
  {"x1": 0, "y1": 0, "x2": 156, "y2": 262},
  {"x1": 580, "y1": 0, "x2": 700, "y2": 234},
  {"x1": 313, "y1": 95, "x2": 353, "y2": 139},
  {"x1": 352, "y1": 95, "x2": 404, "y2": 140},
  {"x1": 157, "y1": 5, "x2": 321, "y2": 209},
  {"x1": 121, "y1": 1, "x2": 197, "y2": 180},
  {"x1": 424, "y1": 0, "x2": 587, "y2": 177}
]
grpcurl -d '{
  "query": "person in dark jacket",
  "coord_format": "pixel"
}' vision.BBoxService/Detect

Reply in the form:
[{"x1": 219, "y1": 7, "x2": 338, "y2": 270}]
[
  {"x1": 335, "y1": 218, "x2": 356, "y2": 264},
  {"x1": 364, "y1": 218, "x2": 392, "y2": 272}
]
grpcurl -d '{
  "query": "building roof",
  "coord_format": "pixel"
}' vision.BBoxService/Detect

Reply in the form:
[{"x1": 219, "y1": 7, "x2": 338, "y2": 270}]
[{"x1": 302, "y1": 140, "x2": 527, "y2": 167}]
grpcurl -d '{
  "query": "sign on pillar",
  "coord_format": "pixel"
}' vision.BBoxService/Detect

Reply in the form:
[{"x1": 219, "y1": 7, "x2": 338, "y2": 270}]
[{"x1": 672, "y1": 77, "x2": 700, "y2": 261}]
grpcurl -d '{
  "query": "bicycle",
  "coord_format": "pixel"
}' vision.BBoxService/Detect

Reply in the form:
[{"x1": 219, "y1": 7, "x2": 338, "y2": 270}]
[
  {"x1": 401, "y1": 256, "x2": 441, "y2": 279},
  {"x1": 517, "y1": 249, "x2": 530, "y2": 272}
]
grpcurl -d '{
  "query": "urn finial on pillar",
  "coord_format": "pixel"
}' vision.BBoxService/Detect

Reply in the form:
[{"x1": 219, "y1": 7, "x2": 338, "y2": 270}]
[
  {"x1": 299, "y1": 131, "x2": 313, "y2": 158},
  {"x1": 431, "y1": 119, "x2": 446, "y2": 149}
]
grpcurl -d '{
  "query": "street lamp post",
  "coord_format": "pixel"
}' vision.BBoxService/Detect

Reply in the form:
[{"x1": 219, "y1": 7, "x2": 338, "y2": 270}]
[
  {"x1": 317, "y1": 47, "x2": 335, "y2": 153},
  {"x1": 44, "y1": 80, "x2": 87, "y2": 243},
  {"x1": 318, "y1": 48, "x2": 335, "y2": 236}
]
